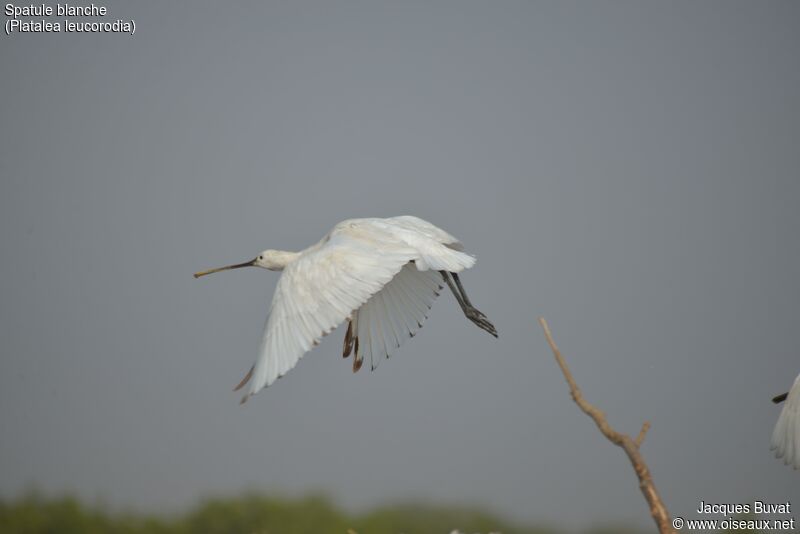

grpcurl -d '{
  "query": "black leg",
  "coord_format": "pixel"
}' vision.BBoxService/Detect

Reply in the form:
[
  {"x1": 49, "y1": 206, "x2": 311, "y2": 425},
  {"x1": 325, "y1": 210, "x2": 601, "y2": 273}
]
[
  {"x1": 452, "y1": 272, "x2": 474, "y2": 307},
  {"x1": 441, "y1": 271, "x2": 469, "y2": 312},
  {"x1": 440, "y1": 271, "x2": 498, "y2": 338}
]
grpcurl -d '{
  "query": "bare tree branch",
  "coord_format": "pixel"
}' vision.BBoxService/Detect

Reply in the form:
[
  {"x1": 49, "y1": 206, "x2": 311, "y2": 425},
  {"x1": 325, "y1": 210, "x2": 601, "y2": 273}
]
[
  {"x1": 538, "y1": 317, "x2": 676, "y2": 534},
  {"x1": 636, "y1": 421, "x2": 651, "y2": 447}
]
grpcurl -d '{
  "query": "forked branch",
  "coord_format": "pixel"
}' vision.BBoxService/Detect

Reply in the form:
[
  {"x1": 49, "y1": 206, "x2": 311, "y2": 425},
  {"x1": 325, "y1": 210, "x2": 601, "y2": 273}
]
[{"x1": 538, "y1": 317, "x2": 676, "y2": 534}]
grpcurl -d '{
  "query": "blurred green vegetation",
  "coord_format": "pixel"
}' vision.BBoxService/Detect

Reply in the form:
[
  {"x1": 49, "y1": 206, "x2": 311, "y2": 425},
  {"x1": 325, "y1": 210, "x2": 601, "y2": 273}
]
[{"x1": 0, "y1": 491, "x2": 653, "y2": 534}]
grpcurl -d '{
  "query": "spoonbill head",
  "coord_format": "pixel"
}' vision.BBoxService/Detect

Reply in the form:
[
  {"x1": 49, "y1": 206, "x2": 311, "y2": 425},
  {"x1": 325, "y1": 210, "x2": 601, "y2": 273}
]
[{"x1": 194, "y1": 250, "x2": 300, "y2": 277}]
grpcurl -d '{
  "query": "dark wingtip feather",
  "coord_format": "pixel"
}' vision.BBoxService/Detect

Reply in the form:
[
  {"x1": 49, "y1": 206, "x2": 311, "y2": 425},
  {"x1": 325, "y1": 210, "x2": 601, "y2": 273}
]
[
  {"x1": 343, "y1": 320, "x2": 354, "y2": 358},
  {"x1": 233, "y1": 365, "x2": 255, "y2": 391}
]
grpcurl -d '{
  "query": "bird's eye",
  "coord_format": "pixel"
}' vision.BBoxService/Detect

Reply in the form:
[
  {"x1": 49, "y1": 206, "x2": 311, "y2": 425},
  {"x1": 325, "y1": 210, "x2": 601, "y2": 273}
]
[{"x1": 259, "y1": 255, "x2": 263, "y2": 260}]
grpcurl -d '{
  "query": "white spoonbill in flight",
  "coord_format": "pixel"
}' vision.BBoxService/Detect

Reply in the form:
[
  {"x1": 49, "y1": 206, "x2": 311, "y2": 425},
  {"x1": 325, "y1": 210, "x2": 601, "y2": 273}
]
[
  {"x1": 771, "y1": 374, "x2": 800, "y2": 469},
  {"x1": 194, "y1": 216, "x2": 497, "y2": 403}
]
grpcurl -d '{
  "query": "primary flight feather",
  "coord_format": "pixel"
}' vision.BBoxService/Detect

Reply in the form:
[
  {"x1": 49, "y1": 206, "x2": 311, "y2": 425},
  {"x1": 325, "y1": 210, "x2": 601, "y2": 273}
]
[{"x1": 194, "y1": 216, "x2": 497, "y2": 403}]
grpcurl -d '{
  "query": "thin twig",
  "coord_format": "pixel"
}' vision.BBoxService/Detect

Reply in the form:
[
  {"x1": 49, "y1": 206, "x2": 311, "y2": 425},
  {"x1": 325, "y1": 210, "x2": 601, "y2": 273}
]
[
  {"x1": 538, "y1": 317, "x2": 676, "y2": 534},
  {"x1": 636, "y1": 421, "x2": 651, "y2": 447}
]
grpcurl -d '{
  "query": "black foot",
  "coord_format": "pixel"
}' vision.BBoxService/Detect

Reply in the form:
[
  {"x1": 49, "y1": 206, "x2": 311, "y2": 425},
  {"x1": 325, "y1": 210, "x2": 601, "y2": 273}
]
[{"x1": 466, "y1": 306, "x2": 498, "y2": 338}]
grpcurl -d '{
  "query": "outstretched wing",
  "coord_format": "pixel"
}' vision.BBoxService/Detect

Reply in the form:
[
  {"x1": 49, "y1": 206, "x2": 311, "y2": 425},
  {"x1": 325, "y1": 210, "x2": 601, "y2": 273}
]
[
  {"x1": 347, "y1": 263, "x2": 444, "y2": 372},
  {"x1": 771, "y1": 373, "x2": 800, "y2": 468},
  {"x1": 237, "y1": 217, "x2": 477, "y2": 402},
  {"x1": 238, "y1": 231, "x2": 416, "y2": 402}
]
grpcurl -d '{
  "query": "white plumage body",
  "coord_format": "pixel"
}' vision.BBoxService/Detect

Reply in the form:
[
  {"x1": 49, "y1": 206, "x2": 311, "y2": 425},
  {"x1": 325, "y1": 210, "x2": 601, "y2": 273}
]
[
  {"x1": 771, "y1": 373, "x2": 800, "y2": 469},
  {"x1": 195, "y1": 216, "x2": 490, "y2": 403}
]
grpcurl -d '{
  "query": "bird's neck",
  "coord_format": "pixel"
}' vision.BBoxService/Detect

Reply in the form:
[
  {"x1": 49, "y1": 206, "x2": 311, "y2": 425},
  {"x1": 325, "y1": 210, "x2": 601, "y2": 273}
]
[{"x1": 270, "y1": 250, "x2": 300, "y2": 271}]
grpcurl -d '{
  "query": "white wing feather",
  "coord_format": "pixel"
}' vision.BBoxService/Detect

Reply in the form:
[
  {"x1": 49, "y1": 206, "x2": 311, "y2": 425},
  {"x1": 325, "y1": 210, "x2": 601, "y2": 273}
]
[
  {"x1": 771, "y1": 373, "x2": 800, "y2": 468},
  {"x1": 386, "y1": 215, "x2": 465, "y2": 250},
  {"x1": 240, "y1": 217, "x2": 476, "y2": 401},
  {"x1": 354, "y1": 264, "x2": 444, "y2": 371}
]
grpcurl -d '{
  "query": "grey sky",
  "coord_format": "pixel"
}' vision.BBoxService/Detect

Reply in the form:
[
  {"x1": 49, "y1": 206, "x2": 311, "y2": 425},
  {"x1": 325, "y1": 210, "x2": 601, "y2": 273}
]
[{"x1": 1, "y1": 1, "x2": 798, "y2": 530}]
